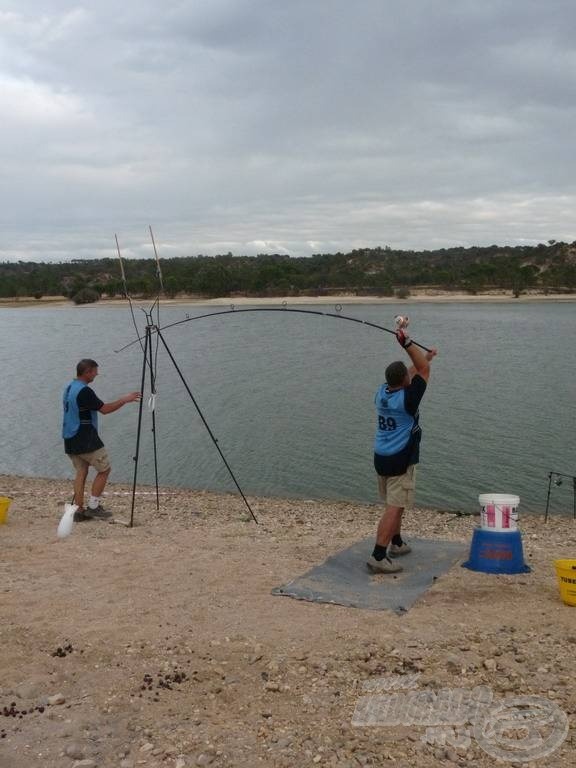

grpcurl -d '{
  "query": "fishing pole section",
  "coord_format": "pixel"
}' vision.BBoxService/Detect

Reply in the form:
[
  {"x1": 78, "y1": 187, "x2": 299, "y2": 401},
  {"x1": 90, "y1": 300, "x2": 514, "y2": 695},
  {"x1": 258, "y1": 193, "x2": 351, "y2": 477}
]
[
  {"x1": 145, "y1": 226, "x2": 163, "y2": 514},
  {"x1": 115, "y1": 231, "x2": 259, "y2": 527},
  {"x1": 114, "y1": 304, "x2": 433, "y2": 355},
  {"x1": 156, "y1": 326, "x2": 259, "y2": 524},
  {"x1": 127, "y1": 309, "x2": 259, "y2": 526},
  {"x1": 544, "y1": 471, "x2": 576, "y2": 523},
  {"x1": 116, "y1": 232, "x2": 163, "y2": 519}
]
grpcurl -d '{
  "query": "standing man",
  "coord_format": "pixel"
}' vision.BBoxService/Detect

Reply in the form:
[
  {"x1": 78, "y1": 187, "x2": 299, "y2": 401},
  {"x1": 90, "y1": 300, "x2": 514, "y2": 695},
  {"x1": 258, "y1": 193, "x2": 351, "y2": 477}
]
[
  {"x1": 62, "y1": 359, "x2": 141, "y2": 521},
  {"x1": 367, "y1": 323, "x2": 437, "y2": 573}
]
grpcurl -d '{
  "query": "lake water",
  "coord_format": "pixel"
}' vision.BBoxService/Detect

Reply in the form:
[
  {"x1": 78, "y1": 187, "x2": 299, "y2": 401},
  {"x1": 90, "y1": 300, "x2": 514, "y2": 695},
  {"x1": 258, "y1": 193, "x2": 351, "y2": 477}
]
[{"x1": 1, "y1": 301, "x2": 574, "y2": 516}]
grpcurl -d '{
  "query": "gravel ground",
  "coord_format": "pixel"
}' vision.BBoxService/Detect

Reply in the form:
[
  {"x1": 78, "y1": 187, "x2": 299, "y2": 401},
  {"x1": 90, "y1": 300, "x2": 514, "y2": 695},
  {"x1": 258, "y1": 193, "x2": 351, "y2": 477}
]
[{"x1": 1, "y1": 474, "x2": 575, "y2": 768}]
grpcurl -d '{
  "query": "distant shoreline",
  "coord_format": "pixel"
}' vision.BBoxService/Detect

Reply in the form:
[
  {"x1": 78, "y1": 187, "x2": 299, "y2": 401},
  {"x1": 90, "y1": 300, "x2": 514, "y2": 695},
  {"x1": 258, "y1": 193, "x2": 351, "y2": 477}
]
[{"x1": 1, "y1": 290, "x2": 576, "y2": 308}]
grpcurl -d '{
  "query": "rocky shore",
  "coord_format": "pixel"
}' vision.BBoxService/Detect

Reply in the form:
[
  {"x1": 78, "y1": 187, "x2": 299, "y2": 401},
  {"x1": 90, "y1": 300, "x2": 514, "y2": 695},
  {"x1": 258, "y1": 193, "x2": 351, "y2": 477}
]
[{"x1": 1, "y1": 474, "x2": 575, "y2": 767}]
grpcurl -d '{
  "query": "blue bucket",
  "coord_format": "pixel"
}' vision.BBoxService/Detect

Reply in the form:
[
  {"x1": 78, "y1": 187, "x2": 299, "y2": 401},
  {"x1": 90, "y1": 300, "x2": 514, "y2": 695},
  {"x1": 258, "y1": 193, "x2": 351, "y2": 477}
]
[{"x1": 462, "y1": 528, "x2": 531, "y2": 574}]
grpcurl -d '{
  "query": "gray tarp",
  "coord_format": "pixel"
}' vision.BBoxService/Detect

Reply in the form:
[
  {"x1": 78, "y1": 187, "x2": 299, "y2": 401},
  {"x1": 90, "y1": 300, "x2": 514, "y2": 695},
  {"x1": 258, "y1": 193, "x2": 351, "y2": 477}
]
[{"x1": 272, "y1": 537, "x2": 467, "y2": 613}]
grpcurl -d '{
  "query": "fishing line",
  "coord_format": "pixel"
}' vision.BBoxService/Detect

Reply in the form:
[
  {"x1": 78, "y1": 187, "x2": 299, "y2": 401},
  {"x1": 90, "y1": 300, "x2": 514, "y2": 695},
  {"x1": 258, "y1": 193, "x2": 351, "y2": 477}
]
[
  {"x1": 129, "y1": 320, "x2": 151, "y2": 526},
  {"x1": 115, "y1": 234, "x2": 145, "y2": 355},
  {"x1": 115, "y1": 229, "x2": 165, "y2": 515},
  {"x1": 156, "y1": 327, "x2": 259, "y2": 524},
  {"x1": 127, "y1": 306, "x2": 161, "y2": 514},
  {"x1": 148, "y1": 225, "x2": 163, "y2": 387},
  {"x1": 145, "y1": 226, "x2": 167, "y2": 513}
]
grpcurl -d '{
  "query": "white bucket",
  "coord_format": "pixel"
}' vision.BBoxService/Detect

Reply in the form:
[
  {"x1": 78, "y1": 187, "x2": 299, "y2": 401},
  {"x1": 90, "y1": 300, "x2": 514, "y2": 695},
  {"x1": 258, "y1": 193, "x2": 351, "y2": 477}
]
[{"x1": 478, "y1": 494, "x2": 520, "y2": 532}]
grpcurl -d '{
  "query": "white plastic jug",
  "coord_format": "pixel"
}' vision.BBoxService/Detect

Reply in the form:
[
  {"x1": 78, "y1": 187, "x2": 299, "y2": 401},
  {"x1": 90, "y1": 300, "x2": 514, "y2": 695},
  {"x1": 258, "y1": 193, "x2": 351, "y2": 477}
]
[{"x1": 57, "y1": 503, "x2": 77, "y2": 539}]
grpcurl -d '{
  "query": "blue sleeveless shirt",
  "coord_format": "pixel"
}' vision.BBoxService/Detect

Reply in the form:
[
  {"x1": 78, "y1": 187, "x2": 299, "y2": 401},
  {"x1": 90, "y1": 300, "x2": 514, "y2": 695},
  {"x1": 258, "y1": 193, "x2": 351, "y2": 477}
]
[
  {"x1": 374, "y1": 385, "x2": 417, "y2": 456},
  {"x1": 373, "y1": 376, "x2": 425, "y2": 476},
  {"x1": 62, "y1": 380, "x2": 98, "y2": 439}
]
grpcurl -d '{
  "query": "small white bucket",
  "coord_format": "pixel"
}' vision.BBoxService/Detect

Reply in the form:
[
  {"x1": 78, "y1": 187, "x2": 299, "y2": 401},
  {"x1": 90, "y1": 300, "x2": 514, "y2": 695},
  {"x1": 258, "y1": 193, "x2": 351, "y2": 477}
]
[{"x1": 478, "y1": 494, "x2": 520, "y2": 532}]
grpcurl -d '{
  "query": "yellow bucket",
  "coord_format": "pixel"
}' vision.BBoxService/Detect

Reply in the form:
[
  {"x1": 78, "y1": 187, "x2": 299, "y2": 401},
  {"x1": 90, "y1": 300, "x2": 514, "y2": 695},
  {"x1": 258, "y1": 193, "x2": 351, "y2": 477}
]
[
  {"x1": 0, "y1": 496, "x2": 11, "y2": 525},
  {"x1": 555, "y1": 559, "x2": 576, "y2": 606}
]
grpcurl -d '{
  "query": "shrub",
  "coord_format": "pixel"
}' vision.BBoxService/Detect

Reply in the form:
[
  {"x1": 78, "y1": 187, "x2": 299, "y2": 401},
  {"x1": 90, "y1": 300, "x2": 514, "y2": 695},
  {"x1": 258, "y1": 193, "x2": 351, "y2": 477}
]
[{"x1": 72, "y1": 288, "x2": 100, "y2": 305}]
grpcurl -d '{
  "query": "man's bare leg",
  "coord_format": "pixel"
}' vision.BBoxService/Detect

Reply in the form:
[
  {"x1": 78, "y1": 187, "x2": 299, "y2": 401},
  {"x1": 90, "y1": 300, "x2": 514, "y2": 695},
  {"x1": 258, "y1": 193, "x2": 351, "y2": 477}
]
[
  {"x1": 376, "y1": 505, "x2": 403, "y2": 548},
  {"x1": 73, "y1": 466, "x2": 89, "y2": 508},
  {"x1": 91, "y1": 468, "x2": 111, "y2": 499},
  {"x1": 367, "y1": 505, "x2": 404, "y2": 572}
]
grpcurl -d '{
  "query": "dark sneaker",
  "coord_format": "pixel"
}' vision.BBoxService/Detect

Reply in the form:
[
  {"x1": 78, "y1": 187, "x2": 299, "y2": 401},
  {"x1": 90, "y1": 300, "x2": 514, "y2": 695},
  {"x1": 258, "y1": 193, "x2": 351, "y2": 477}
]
[
  {"x1": 73, "y1": 508, "x2": 92, "y2": 522},
  {"x1": 86, "y1": 505, "x2": 113, "y2": 520},
  {"x1": 366, "y1": 556, "x2": 403, "y2": 574},
  {"x1": 389, "y1": 542, "x2": 412, "y2": 557}
]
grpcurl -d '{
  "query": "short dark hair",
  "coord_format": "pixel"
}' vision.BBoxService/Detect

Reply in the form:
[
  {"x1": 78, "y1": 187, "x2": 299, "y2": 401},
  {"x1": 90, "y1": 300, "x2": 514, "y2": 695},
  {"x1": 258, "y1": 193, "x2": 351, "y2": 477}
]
[
  {"x1": 77, "y1": 359, "x2": 98, "y2": 376},
  {"x1": 385, "y1": 361, "x2": 408, "y2": 387}
]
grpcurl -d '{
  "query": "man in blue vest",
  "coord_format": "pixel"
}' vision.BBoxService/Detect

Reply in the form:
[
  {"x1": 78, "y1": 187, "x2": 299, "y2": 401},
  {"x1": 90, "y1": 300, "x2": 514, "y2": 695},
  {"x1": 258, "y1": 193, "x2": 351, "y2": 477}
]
[
  {"x1": 367, "y1": 324, "x2": 437, "y2": 573},
  {"x1": 63, "y1": 359, "x2": 141, "y2": 521}
]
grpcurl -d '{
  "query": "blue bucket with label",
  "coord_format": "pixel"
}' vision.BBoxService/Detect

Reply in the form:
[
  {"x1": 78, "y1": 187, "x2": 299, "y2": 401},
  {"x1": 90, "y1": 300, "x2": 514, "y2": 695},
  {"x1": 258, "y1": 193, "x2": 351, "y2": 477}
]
[{"x1": 462, "y1": 528, "x2": 531, "y2": 574}]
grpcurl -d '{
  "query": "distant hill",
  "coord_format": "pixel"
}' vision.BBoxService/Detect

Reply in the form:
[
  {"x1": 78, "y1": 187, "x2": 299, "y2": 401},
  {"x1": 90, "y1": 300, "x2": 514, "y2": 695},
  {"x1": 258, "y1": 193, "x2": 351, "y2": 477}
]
[{"x1": 1, "y1": 241, "x2": 575, "y2": 302}]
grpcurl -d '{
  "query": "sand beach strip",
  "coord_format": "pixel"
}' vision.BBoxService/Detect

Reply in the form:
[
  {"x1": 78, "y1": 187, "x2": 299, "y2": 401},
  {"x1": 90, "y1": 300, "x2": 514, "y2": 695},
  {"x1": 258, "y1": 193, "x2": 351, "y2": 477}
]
[
  {"x1": 1, "y1": 475, "x2": 575, "y2": 767},
  {"x1": 1, "y1": 290, "x2": 576, "y2": 309}
]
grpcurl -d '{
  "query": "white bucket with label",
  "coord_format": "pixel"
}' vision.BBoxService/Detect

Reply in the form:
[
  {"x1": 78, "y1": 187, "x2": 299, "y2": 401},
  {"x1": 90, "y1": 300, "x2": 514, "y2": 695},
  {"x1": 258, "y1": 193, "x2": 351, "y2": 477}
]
[{"x1": 478, "y1": 494, "x2": 520, "y2": 532}]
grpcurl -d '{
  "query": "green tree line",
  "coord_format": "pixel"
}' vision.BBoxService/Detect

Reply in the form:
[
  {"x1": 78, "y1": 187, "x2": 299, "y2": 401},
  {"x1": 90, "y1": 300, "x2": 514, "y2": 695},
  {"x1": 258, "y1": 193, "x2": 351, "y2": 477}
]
[{"x1": 1, "y1": 241, "x2": 575, "y2": 302}]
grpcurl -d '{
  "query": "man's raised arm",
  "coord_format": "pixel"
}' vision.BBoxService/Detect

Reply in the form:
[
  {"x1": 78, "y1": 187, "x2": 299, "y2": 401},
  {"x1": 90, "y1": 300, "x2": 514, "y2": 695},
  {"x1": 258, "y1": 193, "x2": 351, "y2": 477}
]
[{"x1": 396, "y1": 327, "x2": 437, "y2": 382}]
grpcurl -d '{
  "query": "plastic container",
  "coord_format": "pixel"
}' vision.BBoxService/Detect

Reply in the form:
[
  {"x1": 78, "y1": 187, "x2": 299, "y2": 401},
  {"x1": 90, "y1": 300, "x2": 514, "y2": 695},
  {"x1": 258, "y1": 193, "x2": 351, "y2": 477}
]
[
  {"x1": 555, "y1": 559, "x2": 576, "y2": 606},
  {"x1": 478, "y1": 494, "x2": 520, "y2": 532},
  {"x1": 57, "y1": 504, "x2": 77, "y2": 539},
  {"x1": 0, "y1": 496, "x2": 11, "y2": 525},
  {"x1": 462, "y1": 528, "x2": 530, "y2": 574}
]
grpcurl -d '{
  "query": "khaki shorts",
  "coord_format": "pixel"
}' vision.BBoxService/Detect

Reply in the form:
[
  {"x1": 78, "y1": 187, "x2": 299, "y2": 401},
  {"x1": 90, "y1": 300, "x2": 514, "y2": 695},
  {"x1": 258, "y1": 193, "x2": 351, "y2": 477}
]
[
  {"x1": 377, "y1": 465, "x2": 417, "y2": 508},
  {"x1": 68, "y1": 447, "x2": 111, "y2": 473}
]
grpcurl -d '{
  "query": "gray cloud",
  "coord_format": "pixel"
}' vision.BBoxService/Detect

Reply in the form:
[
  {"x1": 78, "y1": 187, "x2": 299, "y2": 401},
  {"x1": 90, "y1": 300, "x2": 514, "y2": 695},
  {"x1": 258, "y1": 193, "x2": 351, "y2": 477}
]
[{"x1": 1, "y1": 0, "x2": 575, "y2": 261}]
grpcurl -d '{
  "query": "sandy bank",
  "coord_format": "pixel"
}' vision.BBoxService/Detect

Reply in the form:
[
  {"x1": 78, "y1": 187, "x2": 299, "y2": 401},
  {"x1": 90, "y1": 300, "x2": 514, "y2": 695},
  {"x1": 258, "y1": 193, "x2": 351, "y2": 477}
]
[
  {"x1": 1, "y1": 474, "x2": 575, "y2": 767},
  {"x1": 1, "y1": 290, "x2": 576, "y2": 309}
]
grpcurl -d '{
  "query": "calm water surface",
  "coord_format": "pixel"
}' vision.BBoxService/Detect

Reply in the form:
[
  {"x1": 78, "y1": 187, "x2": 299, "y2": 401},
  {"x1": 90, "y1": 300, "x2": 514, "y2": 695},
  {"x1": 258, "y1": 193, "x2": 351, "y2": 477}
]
[{"x1": 1, "y1": 301, "x2": 574, "y2": 516}]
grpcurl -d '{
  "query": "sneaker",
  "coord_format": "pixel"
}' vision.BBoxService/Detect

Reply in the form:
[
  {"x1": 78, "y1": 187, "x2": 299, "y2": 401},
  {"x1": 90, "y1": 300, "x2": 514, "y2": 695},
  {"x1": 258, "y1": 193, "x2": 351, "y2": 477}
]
[
  {"x1": 73, "y1": 508, "x2": 92, "y2": 522},
  {"x1": 366, "y1": 556, "x2": 403, "y2": 574},
  {"x1": 85, "y1": 505, "x2": 113, "y2": 520},
  {"x1": 389, "y1": 542, "x2": 412, "y2": 557}
]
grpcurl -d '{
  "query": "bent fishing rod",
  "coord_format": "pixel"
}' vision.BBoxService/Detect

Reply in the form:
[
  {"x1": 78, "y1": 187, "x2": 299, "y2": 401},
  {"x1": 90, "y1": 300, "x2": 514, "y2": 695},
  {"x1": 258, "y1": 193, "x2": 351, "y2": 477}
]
[
  {"x1": 114, "y1": 305, "x2": 433, "y2": 354},
  {"x1": 116, "y1": 303, "x2": 430, "y2": 527}
]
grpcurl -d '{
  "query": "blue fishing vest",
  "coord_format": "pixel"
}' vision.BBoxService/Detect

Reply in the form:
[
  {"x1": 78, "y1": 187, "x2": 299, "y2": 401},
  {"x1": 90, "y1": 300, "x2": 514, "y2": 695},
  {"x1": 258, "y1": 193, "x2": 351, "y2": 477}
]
[
  {"x1": 373, "y1": 384, "x2": 417, "y2": 456},
  {"x1": 62, "y1": 380, "x2": 98, "y2": 439}
]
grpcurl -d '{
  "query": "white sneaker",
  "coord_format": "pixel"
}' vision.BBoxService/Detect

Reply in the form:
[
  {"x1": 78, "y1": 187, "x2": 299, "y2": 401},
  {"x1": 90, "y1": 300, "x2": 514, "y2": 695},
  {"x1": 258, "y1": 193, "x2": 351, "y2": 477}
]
[
  {"x1": 366, "y1": 556, "x2": 403, "y2": 574},
  {"x1": 389, "y1": 542, "x2": 412, "y2": 557}
]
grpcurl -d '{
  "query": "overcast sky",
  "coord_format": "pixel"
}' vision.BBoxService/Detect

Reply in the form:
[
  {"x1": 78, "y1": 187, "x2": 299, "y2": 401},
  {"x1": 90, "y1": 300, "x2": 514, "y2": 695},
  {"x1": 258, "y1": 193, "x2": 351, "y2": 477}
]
[{"x1": 1, "y1": 0, "x2": 575, "y2": 262}]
